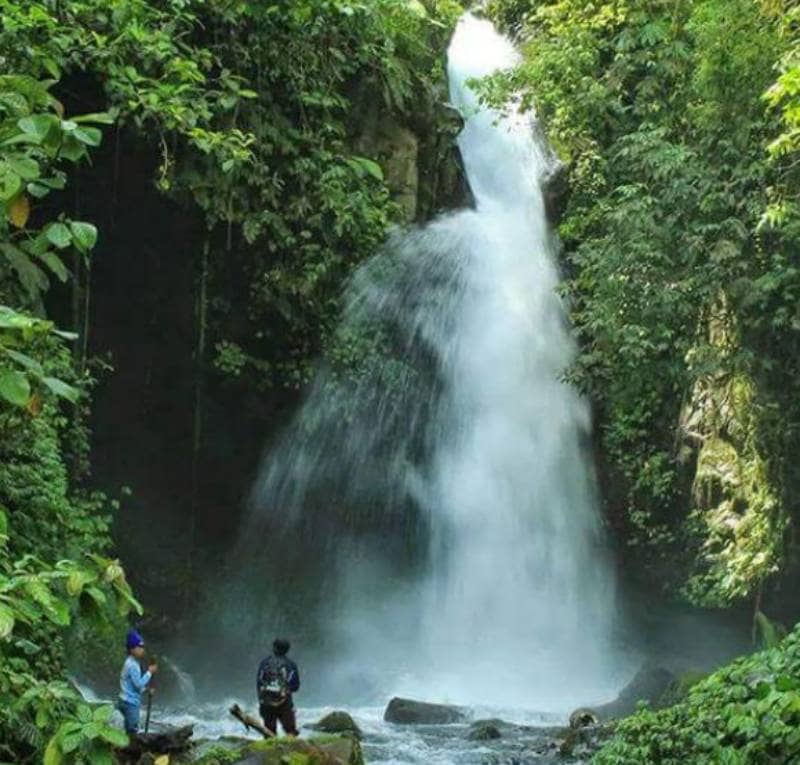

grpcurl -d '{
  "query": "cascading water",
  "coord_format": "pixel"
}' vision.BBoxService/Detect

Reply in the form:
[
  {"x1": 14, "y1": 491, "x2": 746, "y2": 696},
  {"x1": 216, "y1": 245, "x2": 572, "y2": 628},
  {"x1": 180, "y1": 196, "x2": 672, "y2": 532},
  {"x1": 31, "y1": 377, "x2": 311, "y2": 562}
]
[{"x1": 233, "y1": 13, "x2": 620, "y2": 711}]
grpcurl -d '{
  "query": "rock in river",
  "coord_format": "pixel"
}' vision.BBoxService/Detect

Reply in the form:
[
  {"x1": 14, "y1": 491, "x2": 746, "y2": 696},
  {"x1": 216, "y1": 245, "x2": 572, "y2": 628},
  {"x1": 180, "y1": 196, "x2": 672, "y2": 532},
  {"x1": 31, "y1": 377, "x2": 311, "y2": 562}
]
[
  {"x1": 310, "y1": 711, "x2": 362, "y2": 739},
  {"x1": 467, "y1": 720, "x2": 503, "y2": 740},
  {"x1": 384, "y1": 697, "x2": 467, "y2": 725}
]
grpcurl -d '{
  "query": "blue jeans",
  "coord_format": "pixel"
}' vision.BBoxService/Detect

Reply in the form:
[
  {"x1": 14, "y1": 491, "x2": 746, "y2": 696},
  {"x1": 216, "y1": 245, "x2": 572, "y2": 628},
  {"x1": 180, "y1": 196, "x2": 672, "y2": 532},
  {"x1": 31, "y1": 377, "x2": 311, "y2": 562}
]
[{"x1": 117, "y1": 699, "x2": 141, "y2": 734}]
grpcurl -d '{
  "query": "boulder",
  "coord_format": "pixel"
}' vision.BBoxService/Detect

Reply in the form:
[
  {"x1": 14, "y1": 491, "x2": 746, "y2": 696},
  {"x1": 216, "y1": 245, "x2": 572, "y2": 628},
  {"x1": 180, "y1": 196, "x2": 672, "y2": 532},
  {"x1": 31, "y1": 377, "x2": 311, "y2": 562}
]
[
  {"x1": 593, "y1": 664, "x2": 676, "y2": 720},
  {"x1": 383, "y1": 697, "x2": 467, "y2": 725},
  {"x1": 310, "y1": 711, "x2": 362, "y2": 739},
  {"x1": 558, "y1": 727, "x2": 604, "y2": 760},
  {"x1": 467, "y1": 720, "x2": 502, "y2": 740},
  {"x1": 569, "y1": 709, "x2": 599, "y2": 729},
  {"x1": 123, "y1": 725, "x2": 193, "y2": 759},
  {"x1": 200, "y1": 736, "x2": 364, "y2": 765}
]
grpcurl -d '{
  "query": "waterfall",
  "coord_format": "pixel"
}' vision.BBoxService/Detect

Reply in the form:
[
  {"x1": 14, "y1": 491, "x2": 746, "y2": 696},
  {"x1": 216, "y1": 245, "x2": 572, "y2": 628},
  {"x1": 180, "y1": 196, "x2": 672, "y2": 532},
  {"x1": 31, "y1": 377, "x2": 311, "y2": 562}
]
[{"x1": 237, "y1": 14, "x2": 619, "y2": 710}]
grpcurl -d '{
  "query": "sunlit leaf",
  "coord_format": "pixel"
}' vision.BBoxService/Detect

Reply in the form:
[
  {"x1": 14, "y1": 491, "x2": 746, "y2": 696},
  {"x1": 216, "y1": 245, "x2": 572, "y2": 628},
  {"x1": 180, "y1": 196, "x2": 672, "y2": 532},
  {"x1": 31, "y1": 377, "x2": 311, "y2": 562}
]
[
  {"x1": 70, "y1": 221, "x2": 99, "y2": 253},
  {"x1": 0, "y1": 370, "x2": 31, "y2": 406},
  {"x1": 8, "y1": 194, "x2": 30, "y2": 228},
  {"x1": 0, "y1": 603, "x2": 15, "y2": 639},
  {"x1": 45, "y1": 222, "x2": 72, "y2": 249}
]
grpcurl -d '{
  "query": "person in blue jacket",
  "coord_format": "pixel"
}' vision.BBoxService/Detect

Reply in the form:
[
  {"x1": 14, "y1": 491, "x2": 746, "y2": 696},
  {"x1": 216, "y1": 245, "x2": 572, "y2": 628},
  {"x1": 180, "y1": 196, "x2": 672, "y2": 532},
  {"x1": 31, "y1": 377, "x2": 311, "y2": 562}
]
[{"x1": 117, "y1": 629, "x2": 158, "y2": 735}]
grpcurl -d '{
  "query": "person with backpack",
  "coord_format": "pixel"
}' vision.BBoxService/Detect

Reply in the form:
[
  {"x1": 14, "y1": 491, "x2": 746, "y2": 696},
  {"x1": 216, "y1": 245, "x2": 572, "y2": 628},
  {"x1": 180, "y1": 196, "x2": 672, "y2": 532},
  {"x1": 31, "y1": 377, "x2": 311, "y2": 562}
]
[{"x1": 256, "y1": 638, "x2": 300, "y2": 736}]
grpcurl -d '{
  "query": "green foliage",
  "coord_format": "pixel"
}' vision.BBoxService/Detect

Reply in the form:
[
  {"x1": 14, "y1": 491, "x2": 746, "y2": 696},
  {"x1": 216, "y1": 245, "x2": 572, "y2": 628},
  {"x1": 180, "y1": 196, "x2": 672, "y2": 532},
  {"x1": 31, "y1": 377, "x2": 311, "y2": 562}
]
[
  {"x1": 0, "y1": 3, "x2": 464, "y2": 763},
  {"x1": 1, "y1": 0, "x2": 461, "y2": 389},
  {"x1": 763, "y1": 2, "x2": 800, "y2": 230},
  {"x1": 593, "y1": 622, "x2": 800, "y2": 765},
  {"x1": 0, "y1": 76, "x2": 105, "y2": 307},
  {"x1": 485, "y1": 0, "x2": 800, "y2": 604},
  {"x1": 44, "y1": 703, "x2": 128, "y2": 765},
  {"x1": 0, "y1": 91, "x2": 132, "y2": 759},
  {"x1": 0, "y1": 306, "x2": 79, "y2": 408},
  {"x1": 0, "y1": 312, "x2": 136, "y2": 763}
]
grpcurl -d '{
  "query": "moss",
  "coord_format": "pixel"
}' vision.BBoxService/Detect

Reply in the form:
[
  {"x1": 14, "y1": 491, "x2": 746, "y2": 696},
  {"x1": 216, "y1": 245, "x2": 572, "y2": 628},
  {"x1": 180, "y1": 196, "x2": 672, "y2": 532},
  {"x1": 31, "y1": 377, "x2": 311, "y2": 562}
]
[
  {"x1": 190, "y1": 744, "x2": 244, "y2": 765},
  {"x1": 684, "y1": 364, "x2": 787, "y2": 606}
]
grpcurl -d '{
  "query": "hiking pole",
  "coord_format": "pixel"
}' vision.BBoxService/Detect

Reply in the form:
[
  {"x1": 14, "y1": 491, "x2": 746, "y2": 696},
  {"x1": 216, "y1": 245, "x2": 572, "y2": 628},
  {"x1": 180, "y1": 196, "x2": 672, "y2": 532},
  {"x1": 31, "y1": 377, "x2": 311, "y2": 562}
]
[{"x1": 144, "y1": 687, "x2": 153, "y2": 734}]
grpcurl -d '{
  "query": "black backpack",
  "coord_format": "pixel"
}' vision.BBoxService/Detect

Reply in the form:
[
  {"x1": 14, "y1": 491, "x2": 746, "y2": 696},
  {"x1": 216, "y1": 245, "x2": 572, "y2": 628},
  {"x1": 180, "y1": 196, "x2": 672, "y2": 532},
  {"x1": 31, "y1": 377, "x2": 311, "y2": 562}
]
[{"x1": 258, "y1": 655, "x2": 291, "y2": 707}]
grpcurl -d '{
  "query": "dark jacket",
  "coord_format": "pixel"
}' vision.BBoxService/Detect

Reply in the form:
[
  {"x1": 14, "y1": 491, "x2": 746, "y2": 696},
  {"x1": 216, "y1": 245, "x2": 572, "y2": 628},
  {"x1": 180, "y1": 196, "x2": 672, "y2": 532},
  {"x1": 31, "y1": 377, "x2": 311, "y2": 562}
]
[{"x1": 256, "y1": 654, "x2": 300, "y2": 698}]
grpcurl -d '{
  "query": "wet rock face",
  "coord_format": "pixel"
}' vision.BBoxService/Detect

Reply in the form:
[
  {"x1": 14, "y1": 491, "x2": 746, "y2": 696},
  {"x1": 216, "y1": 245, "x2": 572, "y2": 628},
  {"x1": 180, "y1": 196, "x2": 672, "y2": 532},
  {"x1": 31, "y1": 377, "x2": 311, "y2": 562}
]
[
  {"x1": 542, "y1": 159, "x2": 568, "y2": 224},
  {"x1": 593, "y1": 663, "x2": 675, "y2": 720},
  {"x1": 351, "y1": 77, "x2": 472, "y2": 225},
  {"x1": 383, "y1": 697, "x2": 467, "y2": 725},
  {"x1": 310, "y1": 711, "x2": 362, "y2": 740}
]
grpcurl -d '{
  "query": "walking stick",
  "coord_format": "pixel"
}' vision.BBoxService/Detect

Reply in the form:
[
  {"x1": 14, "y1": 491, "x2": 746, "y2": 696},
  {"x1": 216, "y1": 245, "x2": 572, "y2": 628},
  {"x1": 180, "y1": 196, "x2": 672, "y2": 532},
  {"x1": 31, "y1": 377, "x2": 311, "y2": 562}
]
[{"x1": 144, "y1": 687, "x2": 154, "y2": 734}]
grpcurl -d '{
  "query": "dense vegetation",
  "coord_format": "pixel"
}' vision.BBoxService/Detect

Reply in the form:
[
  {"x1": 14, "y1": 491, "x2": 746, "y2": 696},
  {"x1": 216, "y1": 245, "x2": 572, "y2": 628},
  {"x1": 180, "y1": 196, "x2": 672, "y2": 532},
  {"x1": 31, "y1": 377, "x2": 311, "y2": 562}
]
[
  {"x1": 484, "y1": 0, "x2": 800, "y2": 613},
  {"x1": 1, "y1": 1, "x2": 459, "y2": 763},
  {"x1": 482, "y1": 0, "x2": 800, "y2": 760},
  {"x1": 6, "y1": 0, "x2": 800, "y2": 761},
  {"x1": 594, "y1": 623, "x2": 800, "y2": 764}
]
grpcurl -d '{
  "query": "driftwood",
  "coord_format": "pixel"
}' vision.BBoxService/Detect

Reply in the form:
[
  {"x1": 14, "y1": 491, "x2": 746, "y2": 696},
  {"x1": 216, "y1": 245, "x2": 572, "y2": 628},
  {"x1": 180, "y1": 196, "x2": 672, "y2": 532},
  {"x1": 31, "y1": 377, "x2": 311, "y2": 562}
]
[{"x1": 230, "y1": 703, "x2": 275, "y2": 738}]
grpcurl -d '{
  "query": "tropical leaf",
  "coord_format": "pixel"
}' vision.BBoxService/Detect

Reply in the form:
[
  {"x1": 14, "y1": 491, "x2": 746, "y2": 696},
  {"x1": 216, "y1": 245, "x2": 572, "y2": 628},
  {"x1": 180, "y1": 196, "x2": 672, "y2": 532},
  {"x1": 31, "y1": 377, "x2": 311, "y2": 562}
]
[
  {"x1": 0, "y1": 603, "x2": 15, "y2": 639},
  {"x1": 0, "y1": 370, "x2": 31, "y2": 407},
  {"x1": 8, "y1": 194, "x2": 30, "y2": 228}
]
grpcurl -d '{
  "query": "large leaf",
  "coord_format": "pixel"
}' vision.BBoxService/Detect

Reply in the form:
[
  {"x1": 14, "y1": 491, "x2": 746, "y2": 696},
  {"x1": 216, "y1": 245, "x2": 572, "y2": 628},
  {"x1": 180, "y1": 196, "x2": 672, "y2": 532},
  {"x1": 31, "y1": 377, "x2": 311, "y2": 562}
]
[
  {"x1": 0, "y1": 603, "x2": 14, "y2": 639},
  {"x1": 46, "y1": 598, "x2": 71, "y2": 626},
  {"x1": 98, "y1": 725, "x2": 128, "y2": 747},
  {"x1": 93, "y1": 706, "x2": 115, "y2": 724},
  {"x1": 67, "y1": 568, "x2": 97, "y2": 597},
  {"x1": 70, "y1": 221, "x2": 99, "y2": 253},
  {"x1": 25, "y1": 579, "x2": 54, "y2": 609},
  {"x1": 1, "y1": 243, "x2": 49, "y2": 298},
  {"x1": 0, "y1": 370, "x2": 31, "y2": 406},
  {"x1": 73, "y1": 112, "x2": 115, "y2": 125},
  {"x1": 84, "y1": 586, "x2": 107, "y2": 607},
  {"x1": 0, "y1": 163, "x2": 22, "y2": 201},
  {"x1": 60, "y1": 729, "x2": 84, "y2": 754},
  {"x1": 346, "y1": 156, "x2": 384, "y2": 181},
  {"x1": 8, "y1": 156, "x2": 40, "y2": 180},
  {"x1": 73, "y1": 126, "x2": 102, "y2": 147},
  {"x1": 45, "y1": 222, "x2": 72, "y2": 249},
  {"x1": 43, "y1": 737, "x2": 64, "y2": 765},
  {"x1": 5, "y1": 348, "x2": 44, "y2": 376},
  {"x1": 42, "y1": 376, "x2": 79, "y2": 402},
  {"x1": 0, "y1": 306, "x2": 36, "y2": 330},
  {"x1": 40, "y1": 251, "x2": 70, "y2": 282},
  {"x1": 8, "y1": 194, "x2": 30, "y2": 228},
  {"x1": 18, "y1": 114, "x2": 57, "y2": 141},
  {"x1": 42, "y1": 377, "x2": 81, "y2": 404}
]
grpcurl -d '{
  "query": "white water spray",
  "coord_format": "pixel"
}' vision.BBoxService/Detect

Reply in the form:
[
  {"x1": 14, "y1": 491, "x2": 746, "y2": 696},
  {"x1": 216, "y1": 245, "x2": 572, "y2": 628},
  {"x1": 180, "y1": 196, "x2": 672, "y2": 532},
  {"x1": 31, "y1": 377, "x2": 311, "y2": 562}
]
[
  {"x1": 412, "y1": 14, "x2": 616, "y2": 706},
  {"x1": 240, "y1": 14, "x2": 619, "y2": 710}
]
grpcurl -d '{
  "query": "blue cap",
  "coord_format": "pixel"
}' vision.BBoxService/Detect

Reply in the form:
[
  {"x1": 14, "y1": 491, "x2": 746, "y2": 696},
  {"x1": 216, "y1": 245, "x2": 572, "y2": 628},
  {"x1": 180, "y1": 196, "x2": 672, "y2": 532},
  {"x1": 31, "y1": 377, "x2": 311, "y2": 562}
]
[{"x1": 126, "y1": 629, "x2": 144, "y2": 650}]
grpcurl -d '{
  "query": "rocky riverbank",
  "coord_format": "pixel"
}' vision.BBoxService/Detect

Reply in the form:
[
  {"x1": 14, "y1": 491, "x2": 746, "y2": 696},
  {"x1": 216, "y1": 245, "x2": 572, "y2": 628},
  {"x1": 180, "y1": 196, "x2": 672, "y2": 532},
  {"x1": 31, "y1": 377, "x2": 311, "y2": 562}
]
[{"x1": 117, "y1": 661, "x2": 700, "y2": 765}]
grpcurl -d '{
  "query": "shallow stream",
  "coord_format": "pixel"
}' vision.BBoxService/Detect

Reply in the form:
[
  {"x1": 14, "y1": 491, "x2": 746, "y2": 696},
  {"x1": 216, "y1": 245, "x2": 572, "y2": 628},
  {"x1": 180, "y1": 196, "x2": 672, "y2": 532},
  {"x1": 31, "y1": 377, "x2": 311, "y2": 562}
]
[{"x1": 155, "y1": 702, "x2": 582, "y2": 765}]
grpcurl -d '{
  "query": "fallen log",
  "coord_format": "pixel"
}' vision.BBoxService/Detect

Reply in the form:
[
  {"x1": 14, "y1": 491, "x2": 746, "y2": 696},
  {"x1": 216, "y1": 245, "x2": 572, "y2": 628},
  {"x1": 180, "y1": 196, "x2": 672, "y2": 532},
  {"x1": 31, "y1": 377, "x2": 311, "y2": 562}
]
[{"x1": 230, "y1": 703, "x2": 275, "y2": 738}]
